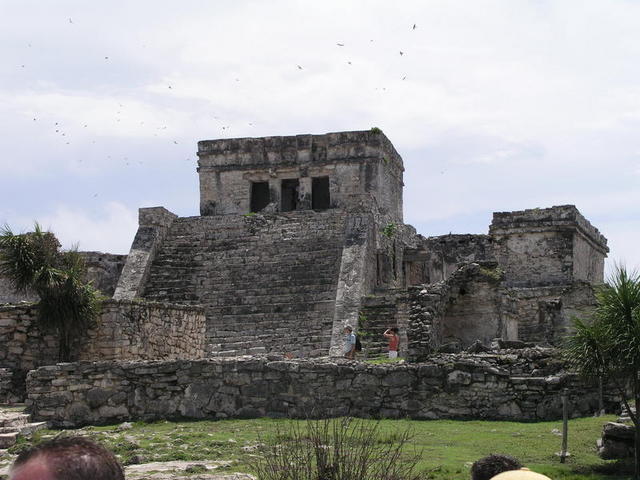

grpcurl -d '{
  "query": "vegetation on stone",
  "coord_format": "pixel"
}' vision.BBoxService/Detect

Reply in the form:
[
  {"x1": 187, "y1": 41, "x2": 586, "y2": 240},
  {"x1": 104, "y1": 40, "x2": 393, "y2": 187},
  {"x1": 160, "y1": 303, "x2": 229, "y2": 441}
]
[{"x1": 0, "y1": 224, "x2": 100, "y2": 362}]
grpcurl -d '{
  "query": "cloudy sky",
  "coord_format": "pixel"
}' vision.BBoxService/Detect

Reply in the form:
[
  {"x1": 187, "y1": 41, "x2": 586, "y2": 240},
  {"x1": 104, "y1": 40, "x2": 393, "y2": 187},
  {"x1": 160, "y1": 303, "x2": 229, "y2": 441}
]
[{"x1": 1, "y1": 0, "x2": 639, "y2": 273}]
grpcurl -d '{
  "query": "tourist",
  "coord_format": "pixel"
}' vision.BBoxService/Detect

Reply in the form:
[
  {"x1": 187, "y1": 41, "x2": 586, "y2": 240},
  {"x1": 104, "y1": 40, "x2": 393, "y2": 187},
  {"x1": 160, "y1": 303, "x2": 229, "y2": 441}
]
[
  {"x1": 383, "y1": 327, "x2": 400, "y2": 359},
  {"x1": 471, "y1": 454, "x2": 522, "y2": 480},
  {"x1": 9, "y1": 436, "x2": 125, "y2": 480},
  {"x1": 343, "y1": 325, "x2": 356, "y2": 359}
]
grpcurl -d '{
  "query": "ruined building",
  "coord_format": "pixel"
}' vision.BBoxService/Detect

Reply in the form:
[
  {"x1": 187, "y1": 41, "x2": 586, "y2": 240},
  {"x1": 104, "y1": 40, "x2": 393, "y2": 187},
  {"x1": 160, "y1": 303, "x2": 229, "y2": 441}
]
[
  {"x1": 1, "y1": 130, "x2": 608, "y2": 362},
  {"x1": 0, "y1": 130, "x2": 615, "y2": 426}
]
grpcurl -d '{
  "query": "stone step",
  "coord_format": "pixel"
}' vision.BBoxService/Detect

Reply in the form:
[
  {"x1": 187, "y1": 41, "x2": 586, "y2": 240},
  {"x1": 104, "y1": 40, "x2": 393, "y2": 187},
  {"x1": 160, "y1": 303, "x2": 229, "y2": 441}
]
[
  {"x1": 0, "y1": 412, "x2": 30, "y2": 428},
  {"x1": 0, "y1": 431, "x2": 18, "y2": 449}
]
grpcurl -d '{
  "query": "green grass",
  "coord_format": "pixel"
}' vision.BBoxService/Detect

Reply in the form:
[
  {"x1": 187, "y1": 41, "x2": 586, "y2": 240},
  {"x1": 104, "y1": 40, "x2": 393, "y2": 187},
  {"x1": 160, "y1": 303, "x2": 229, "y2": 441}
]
[
  {"x1": 365, "y1": 356, "x2": 404, "y2": 365},
  {"x1": 1, "y1": 416, "x2": 631, "y2": 479}
]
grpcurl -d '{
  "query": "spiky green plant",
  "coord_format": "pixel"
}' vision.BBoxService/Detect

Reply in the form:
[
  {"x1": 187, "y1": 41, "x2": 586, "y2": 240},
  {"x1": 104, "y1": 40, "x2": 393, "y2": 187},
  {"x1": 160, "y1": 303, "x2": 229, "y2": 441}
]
[
  {"x1": 0, "y1": 224, "x2": 101, "y2": 361},
  {"x1": 564, "y1": 264, "x2": 640, "y2": 478}
]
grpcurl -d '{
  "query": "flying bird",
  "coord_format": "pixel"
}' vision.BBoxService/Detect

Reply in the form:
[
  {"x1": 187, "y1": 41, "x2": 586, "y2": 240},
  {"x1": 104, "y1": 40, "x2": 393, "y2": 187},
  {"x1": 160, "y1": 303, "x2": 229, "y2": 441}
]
[
  {"x1": 412, "y1": 23, "x2": 416, "y2": 30},
  {"x1": 399, "y1": 51, "x2": 404, "y2": 56},
  {"x1": 68, "y1": 17, "x2": 73, "y2": 24},
  {"x1": 402, "y1": 76, "x2": 406, "y2": 80},
  {"x1": 336, "y1": 43, "x2": 344, "y2": 47},
  {"x1": 297, "y1": 65, "x2": 303, "y2": 70}
]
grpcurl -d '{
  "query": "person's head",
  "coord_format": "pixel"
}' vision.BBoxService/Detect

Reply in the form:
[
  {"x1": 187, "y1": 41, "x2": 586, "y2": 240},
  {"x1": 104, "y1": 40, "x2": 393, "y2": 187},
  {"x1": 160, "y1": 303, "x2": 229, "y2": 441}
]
[
  {"x1": 10, "y1": 436, "x2": 125, "y2": 480},
  {"x1": 471, "y1": 454, "x2": 522, "y2": 480},
  {"x1": 390, "y1": 327, "x2": 399, "y2": 334},
  {"x1": 344, "y1": 325, "x2": 353, "y2": 334}
]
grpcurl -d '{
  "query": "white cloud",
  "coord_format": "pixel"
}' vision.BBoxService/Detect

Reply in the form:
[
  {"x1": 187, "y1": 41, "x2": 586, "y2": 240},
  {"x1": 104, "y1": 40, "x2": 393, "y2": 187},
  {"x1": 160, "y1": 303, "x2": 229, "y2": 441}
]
[
  {"x1": 37, "y1": 202, "x2": 137, "y2": 254},
  {"x1": 1, "y1": 0, "x2": 640, "y2": 264}
]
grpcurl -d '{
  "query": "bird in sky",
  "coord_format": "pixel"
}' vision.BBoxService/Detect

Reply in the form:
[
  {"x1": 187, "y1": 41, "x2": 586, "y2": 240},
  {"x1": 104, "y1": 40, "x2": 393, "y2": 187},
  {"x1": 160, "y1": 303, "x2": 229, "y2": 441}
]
[
  {"x1": 297, "y1": 65, "x2": 303, "y2": 70},
  {"x1": 68, "y1": 17, "x2": 73, "y2": 24},
  {"x1": 336, "y1": 42, "x2": 344, "y2": 47},
  {"x1": 399, "y1": 51, "x2": 404, "y2": 56},
  {"x1": 412, "y1": 23, "x2": 416, "y2": 30}
]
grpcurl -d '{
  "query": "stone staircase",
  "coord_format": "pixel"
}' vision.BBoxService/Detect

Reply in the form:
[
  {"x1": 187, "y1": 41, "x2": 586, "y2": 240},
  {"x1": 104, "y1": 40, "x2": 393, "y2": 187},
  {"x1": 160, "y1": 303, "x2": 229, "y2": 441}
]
[
  {"x1": 144, "y1": 210, "x2": 347, "y2": 357},
  {"x1": 359, "y1": 291, "x2": 402, "y2": 358},
  {"x1": 0, "y1": 406, "x2": 47, "y2": 449}
]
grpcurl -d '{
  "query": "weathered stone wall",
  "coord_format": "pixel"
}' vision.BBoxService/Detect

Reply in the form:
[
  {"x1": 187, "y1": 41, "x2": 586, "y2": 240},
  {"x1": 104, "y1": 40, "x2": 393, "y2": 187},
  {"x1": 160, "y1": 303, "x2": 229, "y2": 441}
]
[
  {"x1": 25, "y1": 352, "x2": 609, "y2": 428},
  {"x1": 196, "y1": 130, "x2": 404, "y2": 223},
  {"x1": 489, "y1": 205, "x2": 608, "y2": 287},
  {"x1": 80, "y1": 300, "x2": 205, "y2": 362},
  {"x1": 80, "y1": 252, "x2": 127, "y2": 297},
  {"x1": 0, "y1": 277, "x2": 38, "y2": 304},
  {"x1": 143, "y1": 210, "x2": 349, "y2": 358},
  {"x1": 505, "y1": 282, "x2": 597, "y2": 344},
  {"x1": 406, "y1": 263, "x2": 597, "y2": 358},
  {"x1": 407, "y1": 263, "x2": 517, "y2": 360},
  {"x1": 114, "y1": 207, "x2": 177, "y2": 300},
  {"x1": 0, "y1": 304, "x2": 58, "y2": 376},
  {"x1": 404, "y1": 234, "x2": 494, "y2": 286},
  {"x1": 0, "y1": 300, "x2": 205, "y2": 399}
]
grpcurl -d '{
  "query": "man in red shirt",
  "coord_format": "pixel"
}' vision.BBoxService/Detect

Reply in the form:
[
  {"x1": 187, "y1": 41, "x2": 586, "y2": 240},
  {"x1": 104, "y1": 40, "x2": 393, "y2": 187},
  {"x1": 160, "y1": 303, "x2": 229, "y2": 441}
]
[{"x1": 383, "y1": 327, "x2": 400, "y2": 359}]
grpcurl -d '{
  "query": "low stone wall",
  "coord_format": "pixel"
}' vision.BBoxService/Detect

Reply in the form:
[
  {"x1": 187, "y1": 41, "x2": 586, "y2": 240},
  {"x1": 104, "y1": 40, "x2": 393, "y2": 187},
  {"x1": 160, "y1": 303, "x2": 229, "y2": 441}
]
[
  {"x1": 26, "y1": 354, "x2": 607, "y2": 428},
  {"x1": 0, "y1": 299, "x2": 205, "y2": 399}
]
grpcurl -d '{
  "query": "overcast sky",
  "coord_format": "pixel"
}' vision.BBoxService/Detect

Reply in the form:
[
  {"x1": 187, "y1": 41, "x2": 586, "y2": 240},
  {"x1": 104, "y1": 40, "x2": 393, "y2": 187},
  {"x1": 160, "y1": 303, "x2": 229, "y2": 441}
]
[{"x1": 1, "y1": 0, "x2": 639, "y2": 273}]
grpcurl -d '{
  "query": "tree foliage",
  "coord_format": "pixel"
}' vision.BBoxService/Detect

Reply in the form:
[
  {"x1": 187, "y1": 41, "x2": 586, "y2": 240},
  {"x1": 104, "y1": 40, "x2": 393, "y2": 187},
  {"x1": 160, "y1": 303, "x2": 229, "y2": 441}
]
[
  {"x1": 0, "y1": 224, "x2": 101, "y2": 361},
  {"x1": 564, "y1": 265, "x2": 640, "y2": 478}
]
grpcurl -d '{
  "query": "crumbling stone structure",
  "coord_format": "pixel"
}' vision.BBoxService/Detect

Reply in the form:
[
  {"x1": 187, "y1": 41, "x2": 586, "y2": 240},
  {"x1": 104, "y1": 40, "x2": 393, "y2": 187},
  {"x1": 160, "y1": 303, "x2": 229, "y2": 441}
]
[{"x1": 1, "y1": 130, "x2": 608, "y2": 362}]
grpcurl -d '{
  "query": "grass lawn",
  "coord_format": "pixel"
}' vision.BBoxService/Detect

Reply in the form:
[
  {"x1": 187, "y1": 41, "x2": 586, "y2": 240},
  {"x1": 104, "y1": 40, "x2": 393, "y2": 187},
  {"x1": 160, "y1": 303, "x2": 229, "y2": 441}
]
[{"x1": 3, "y1": 415, "x2": 631, "y2": 479}]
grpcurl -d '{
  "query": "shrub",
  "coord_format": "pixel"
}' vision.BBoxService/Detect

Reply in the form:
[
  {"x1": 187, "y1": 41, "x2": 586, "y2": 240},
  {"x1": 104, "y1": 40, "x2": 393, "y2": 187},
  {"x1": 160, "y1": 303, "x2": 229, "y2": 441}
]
[{"x1": 250, "y1": 417, "x2": 422, "y2": 480}]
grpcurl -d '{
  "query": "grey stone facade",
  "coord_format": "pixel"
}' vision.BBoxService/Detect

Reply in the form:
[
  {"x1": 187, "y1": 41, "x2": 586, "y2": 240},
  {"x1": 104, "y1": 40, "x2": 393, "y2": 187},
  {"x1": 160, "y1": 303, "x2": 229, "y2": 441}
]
[
  {"x1": 0, "y1": 129, "x2": 610, "y2": 367},
  {"x1": 104, "y1": 131, "x2": 610, "y2": 358},
  {"x1": 0, "y1": 300, "x2": 205, "y2": 400},
  {"x1": 25, "y1": 350, "x2": 614, "y2": 428}
]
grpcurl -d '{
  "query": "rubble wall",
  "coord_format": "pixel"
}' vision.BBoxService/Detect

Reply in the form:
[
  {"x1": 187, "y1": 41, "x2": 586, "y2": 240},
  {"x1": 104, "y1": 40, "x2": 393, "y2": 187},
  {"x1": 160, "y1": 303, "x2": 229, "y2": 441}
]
[
  {"x1": 0, "y1": 300, "x2": 205, "y2": 399},
  {"x1": 26, "y1": 353, "x2": 606, "y2": 428}
]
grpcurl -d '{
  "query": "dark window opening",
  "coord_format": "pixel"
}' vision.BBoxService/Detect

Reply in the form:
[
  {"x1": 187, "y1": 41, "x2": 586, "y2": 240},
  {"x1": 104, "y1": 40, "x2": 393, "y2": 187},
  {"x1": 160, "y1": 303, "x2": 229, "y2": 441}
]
[
  {"x1": 250, "y1": 181, "x2": 270, "y2": 213},
  {"x1": 281, "y1": 179, "x2": 299, "y2": 212},
  {"x1": 312, "y1": 176, "x2": 331, "y2": 210}
]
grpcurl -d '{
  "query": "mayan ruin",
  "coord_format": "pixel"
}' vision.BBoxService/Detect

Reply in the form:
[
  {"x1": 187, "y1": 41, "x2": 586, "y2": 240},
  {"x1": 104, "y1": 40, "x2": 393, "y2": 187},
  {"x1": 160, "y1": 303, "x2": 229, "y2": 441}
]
[
  {"x1": 0, "y1": 129, "x2": 613, "y2": 426},
  {"x1": 3, "y1": 3, "x2": 639, "y2": 478}
]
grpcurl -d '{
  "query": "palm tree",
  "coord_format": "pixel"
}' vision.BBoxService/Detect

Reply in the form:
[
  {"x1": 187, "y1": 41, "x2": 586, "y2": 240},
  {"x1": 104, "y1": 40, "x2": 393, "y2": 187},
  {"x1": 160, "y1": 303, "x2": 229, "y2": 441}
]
[
  {"x1": 565, "y1": 265, "x2": 640, "y2": 478},
  {"x1": 0, "y1": 224, "x2": 100, "y2": 362}
]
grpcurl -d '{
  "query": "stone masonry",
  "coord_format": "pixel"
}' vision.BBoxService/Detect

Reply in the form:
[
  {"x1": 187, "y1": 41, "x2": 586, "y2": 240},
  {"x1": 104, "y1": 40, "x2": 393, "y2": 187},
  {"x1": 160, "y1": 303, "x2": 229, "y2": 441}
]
[
  {"x1": 25, "y1": 350, "x2": 616, "y2": 428},
  {"x1": 0, "y1": 129, "x2": 610, "y2": 371},
  {"x1": 0, "y1": 300, "x2": 205, "y2": 401}
]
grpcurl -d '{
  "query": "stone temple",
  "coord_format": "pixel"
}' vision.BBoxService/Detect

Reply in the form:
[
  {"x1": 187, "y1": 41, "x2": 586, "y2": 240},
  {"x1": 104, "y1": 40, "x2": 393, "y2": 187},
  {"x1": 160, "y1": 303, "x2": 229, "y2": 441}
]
[
  {"x1": 0, "y1": 129, "x2": 614, "y2": 427},
  {"x1": 2, "y1": 130, "x2": 608, "y2": 360}
]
